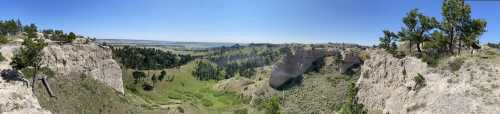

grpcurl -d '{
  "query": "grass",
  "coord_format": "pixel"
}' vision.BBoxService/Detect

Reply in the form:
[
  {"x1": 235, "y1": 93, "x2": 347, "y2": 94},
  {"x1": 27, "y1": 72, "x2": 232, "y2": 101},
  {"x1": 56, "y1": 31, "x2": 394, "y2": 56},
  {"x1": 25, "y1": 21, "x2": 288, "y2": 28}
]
[
  {"x1": 0, "y1": 52, "x2": 4, "y2": 62},
  {"x1": 0, "y1": 35, "x2": 10, "y2": 44},
  {"x1": 33, "y1": 72, "x2": 157, "y2": 114},
  {"x1": 337, "y1": 81, "x2": 366, "y2": 114},
  {"x1": 122, "y1": 61, "x2": 247, "y2": 113}
]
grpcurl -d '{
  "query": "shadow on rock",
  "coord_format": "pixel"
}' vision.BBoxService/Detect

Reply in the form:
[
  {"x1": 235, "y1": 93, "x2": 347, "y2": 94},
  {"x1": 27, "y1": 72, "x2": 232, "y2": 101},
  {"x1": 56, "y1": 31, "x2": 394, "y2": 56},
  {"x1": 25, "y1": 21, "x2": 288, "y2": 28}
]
[{"x1": 272, "y1": 75, "x2": 304, "y2": 91}]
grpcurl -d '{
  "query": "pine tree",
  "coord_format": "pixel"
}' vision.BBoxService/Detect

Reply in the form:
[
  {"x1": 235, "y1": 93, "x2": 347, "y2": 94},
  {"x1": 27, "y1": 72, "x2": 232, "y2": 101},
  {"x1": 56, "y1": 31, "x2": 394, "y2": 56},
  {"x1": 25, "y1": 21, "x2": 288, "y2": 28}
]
[
  {"x1": 25, "y1": 24, "x2": 38, "y2": 38},
  {"x1": 379, "y1": 30, "x2": 398, "y2": 54},
  {"x1": 159, "y1": 70, "x2": 167, "y2": 81}
]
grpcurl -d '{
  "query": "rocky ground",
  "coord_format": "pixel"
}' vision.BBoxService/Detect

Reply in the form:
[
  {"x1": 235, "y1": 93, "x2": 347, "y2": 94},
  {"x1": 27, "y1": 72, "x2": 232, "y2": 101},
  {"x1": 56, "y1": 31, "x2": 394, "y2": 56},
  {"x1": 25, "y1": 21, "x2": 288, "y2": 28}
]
[{"x1": 357, "y1": 48, "x2": 500, "y2": 114}]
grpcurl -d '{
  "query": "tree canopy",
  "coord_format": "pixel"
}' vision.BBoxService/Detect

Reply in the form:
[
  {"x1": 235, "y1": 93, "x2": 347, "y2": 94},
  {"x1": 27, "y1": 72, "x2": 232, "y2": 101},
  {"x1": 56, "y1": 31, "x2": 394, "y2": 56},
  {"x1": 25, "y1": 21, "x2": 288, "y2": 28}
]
[
  {"x1": 379, "y1": 0, "x2": 486, "y2": 57},
  {"x1": 113, "y1": 46, "x2": 193, "y2": 70}
]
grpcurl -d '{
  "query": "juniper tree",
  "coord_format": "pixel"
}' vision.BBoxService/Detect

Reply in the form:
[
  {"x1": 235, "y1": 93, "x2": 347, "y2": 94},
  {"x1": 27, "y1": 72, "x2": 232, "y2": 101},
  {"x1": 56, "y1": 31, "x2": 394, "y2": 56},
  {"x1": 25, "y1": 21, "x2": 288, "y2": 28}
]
[
  {"x1": 398, "y1": 9, "x2": 439, "y2": 54},
  {"x1": 379, "y1": 30, "x2": 398, "y2": 54}
]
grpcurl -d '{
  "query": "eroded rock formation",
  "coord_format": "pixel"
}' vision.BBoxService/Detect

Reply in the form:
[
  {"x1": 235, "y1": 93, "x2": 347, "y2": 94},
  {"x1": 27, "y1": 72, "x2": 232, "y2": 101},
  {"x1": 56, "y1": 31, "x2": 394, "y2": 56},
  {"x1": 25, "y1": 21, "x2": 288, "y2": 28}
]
[
  {"x1": 0, "y1": 45, "x2": 51, "y2": 114},
  {"x1": 356, "y1": 49, "x2": 500, "y2": 113},
  {"x1": 41, "y1": 43, "x2": 124, "y2": 94},
  {"x1": 269, "y1": 47, "x2": 335, "y2": 89}
]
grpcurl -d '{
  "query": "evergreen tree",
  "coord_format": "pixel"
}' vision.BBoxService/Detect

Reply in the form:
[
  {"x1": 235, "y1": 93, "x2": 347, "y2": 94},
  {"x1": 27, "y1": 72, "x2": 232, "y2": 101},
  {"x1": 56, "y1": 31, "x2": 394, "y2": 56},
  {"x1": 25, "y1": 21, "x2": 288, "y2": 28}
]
[
  {"x1": 398, "y1": 9, "x2": 438, "y2": 54},
  {"x1": 379, "y1": 30, "x2": 398, "y2": 54},
  {"x1": 25, "y1": 24, "x2": 38, "y2": 38},
  {"x1": 159, "y1": 70, "x2": 167, "y2": 81},
  {"x1": 67, "y1": 32, "x2": 77, "y2": 42}
]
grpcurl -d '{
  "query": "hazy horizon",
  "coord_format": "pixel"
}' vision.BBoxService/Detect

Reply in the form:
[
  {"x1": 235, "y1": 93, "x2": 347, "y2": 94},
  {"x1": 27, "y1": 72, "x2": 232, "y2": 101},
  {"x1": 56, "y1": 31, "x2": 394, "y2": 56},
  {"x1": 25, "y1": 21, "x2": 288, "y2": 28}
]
[{"x1": 1, "y1": 0, "x2": 499, "y2": 45}]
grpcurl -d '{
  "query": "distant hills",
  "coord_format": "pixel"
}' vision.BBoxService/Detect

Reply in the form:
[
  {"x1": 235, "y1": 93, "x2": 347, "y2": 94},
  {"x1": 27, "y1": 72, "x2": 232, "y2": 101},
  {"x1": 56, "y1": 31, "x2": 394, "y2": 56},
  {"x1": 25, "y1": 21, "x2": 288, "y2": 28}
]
[{"x1": 96, "y1": 39, "x2": 239, "y2": 49}]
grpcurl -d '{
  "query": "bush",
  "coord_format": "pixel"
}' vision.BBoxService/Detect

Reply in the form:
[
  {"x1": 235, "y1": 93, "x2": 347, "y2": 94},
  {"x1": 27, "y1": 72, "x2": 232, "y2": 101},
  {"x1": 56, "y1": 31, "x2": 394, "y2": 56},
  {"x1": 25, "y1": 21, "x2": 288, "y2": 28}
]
[
  {"x1": 233, "y1": 108, "x2": 248, "y2": 114},
  {"x1": 200, "y1": 98, "x2": 213, "y2": 107},
  {"x1": 261, "y1": 96, "x2": 281, "y2": 114},
  {"x1": 449, "y1": 58, "x2": 464, "y2": 72},
  {"x1": 20, "y1": 67, "x2": 55, "y2": 79},
  {"x1": 0, "y1": 52, "x2": 4, "y2": 62},
  {"x1": 421, "y1": 54, "x2": 441, "y2": 67},
  {"x1": 338, "y1": 82, "x2": 366, "y2": 114},
  {"x1": 413, "y1": 73, "x2": 426, "y2": 90},
  {"x1": 0, "y1": 35, "x2": 9, "y2": 44},
  {"x1": 142, "y1": 83, "x2": 154, "y2": 91},
  {"x1": 11, "y1": 37, "x2": 48, "y2": 70}
]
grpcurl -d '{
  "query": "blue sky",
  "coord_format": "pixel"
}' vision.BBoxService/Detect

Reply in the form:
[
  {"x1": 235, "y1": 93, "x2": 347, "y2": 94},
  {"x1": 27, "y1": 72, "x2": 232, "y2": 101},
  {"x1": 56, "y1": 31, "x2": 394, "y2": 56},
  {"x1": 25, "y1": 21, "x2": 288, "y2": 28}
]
[{"x1": 0, "y1": 0, "x2": 499, "y2": 45}]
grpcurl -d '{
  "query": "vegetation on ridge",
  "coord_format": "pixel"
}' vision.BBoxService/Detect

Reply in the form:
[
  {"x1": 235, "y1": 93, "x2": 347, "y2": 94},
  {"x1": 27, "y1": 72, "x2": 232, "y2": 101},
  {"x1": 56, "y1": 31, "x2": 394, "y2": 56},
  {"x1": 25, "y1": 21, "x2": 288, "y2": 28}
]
[{"x1": 379, "y1": 0, "x2": 487, "y2": 62}]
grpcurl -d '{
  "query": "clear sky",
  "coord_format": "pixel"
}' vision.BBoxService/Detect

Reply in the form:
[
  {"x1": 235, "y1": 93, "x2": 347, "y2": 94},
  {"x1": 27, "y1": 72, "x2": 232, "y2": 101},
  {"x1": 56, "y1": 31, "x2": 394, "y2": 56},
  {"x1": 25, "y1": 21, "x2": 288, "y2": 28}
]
[{"x1": 0, "y1": 0, "x2": 499, "y2": 45}]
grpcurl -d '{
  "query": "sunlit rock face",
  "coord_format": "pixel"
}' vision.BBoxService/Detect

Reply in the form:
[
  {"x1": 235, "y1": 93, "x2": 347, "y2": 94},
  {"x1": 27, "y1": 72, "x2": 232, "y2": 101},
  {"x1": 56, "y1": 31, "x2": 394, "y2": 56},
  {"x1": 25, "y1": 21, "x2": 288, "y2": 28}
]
[
  {"x1": 357, "y1": 49, "x2": 500, "y2": 114},
  {"x1": 41, "y1": 43, "x2": 124, "y2": 94}
]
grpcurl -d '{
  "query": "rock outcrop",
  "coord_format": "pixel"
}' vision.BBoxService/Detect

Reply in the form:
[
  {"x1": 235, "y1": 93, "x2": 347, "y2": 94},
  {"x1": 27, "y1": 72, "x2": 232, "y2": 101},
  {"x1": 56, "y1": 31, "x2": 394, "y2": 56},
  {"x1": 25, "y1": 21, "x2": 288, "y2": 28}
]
[
  {"x1": 269, "y1": 47, "x2": 336, "y2": 89},
  {"x1": 269, "y1": 47, "x2": 363, "y2": 89},
  {"x1": 41, "y1": 43, "x2": 124, "y2": 94},
  {"x1": 356, "y1": 49, "x2": 500, "y2": 114},
  {"x1": 0, "y1": 79, "x2": 52, "y2": 114},
  {"x1": 0, "y1": 45, "x2": 51, "y2": 114}
]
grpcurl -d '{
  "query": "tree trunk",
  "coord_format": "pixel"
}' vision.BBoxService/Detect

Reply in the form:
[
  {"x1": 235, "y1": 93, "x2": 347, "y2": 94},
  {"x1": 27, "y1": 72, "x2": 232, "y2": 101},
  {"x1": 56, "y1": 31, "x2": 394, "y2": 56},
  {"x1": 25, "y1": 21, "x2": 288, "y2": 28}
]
[
  {"x1": 31, "y1": 68, "x2": 38, "y2": 95},
  {"x1": 409, "y1": 41, "x2": 412, "y2": 54},
  {"x1": 416, "y1": 42, "x2": 422, "y2": 53},
  {"x1": 458, "y1": 40, "x2": 462, "y2": 55},
  {"x1": 448, "y1": 30, "x2": 455, "y2": 55}
]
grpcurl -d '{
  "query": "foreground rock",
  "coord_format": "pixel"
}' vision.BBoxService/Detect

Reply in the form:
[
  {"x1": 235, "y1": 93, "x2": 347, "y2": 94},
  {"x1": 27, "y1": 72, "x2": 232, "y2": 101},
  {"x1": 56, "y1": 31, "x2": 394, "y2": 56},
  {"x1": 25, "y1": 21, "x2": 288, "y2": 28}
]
[
  {"x1": 356, "y1": 49, "x2": 500, "y2": 113},
  {"x1": 0, "y1": 79, "x2": 52, "y2": 114},
  {"x1": 0, "y1": 45, "x2": 51, "y2": 114},
  {"x1": 41, "y1": 43, "x2": 124, "y2": 94}
]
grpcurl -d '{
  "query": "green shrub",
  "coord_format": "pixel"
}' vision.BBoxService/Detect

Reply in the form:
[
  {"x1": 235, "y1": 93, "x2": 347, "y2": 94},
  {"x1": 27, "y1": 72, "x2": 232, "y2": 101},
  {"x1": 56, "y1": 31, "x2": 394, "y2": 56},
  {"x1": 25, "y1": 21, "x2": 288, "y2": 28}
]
[
  {"x1": 421, "y1": 54, "x2": 441, "y2": 67},
  {"x1": 0, "y1": 52, "x2": 4, "y2": 62},
  {"x1": 233, "y1": 108, "x2": 248, "y2": 114},
  {"x1": 449, "y1": 58, "x2": 464, "y2": 72},
  {"x1": 413, "y1": 73, "x2": 426, "y2": 90},
  {"x1": 20, "y1": 67, "x2": 55, "y2": 79},
  {"x1": 261, "y1": 96, "x2": 281, "y2": 114},
  {"x1": 11, "y1": 37, "x2": 48, "y2": 70},
  {"x1": 0, "y1": 35, "x2": 9, "y2": 44},
  {"x1": 338, "y1": 82, "x2": 366, "y2": 114},
  {"x1": 200, "y1": 98, "x2": 213, "y2": 107}
]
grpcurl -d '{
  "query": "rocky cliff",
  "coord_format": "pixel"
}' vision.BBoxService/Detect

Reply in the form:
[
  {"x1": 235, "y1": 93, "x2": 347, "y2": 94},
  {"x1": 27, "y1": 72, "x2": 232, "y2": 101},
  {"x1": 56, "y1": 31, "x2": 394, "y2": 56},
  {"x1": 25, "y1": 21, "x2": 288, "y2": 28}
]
[
  {"x1": 0, "y1": 79, "x2": 52, "y2": 114},
  {"x1": 0, "y1": 45, "x2": 51, "y2": 114},
  {"x1": 269, "y1": 47, "x2": 336, "y2": 89},
  {"x1": 356, "y1": 49, "x2": 500, "y2": 114},
  {"x1": 41, "y1": 43, "x2": 124, "y2": 94}
]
